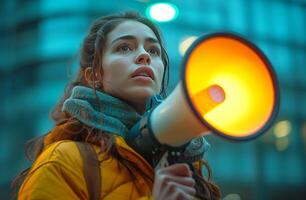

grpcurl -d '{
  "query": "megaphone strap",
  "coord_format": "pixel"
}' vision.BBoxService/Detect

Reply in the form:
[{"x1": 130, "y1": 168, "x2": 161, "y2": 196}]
[{"x1": 154, "y1": 137, "x2": 209, "y2": 170}]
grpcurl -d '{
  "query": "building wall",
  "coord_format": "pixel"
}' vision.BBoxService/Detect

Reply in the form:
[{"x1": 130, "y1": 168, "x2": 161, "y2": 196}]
[{"x1": 1, "y1": 0, "x2": 305, "y2": 199}]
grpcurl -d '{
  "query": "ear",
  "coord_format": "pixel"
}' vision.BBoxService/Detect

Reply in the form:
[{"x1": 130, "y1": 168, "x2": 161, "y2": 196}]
[{"x1": 84, "y1": 67, "x2": 102, "y2": 87}]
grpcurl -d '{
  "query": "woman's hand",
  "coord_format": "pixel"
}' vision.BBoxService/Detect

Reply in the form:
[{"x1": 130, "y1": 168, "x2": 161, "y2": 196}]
[{"x1": 153, "y1": 163, "x2": 196, "y2": 200}]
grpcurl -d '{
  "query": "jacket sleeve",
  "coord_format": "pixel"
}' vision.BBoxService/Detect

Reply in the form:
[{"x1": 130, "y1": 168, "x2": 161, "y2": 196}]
[{"x1": 18, "y1": 142, "x2": 88, "y2": 200}]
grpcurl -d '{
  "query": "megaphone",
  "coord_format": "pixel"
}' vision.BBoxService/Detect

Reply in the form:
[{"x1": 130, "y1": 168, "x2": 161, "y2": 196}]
[{"x1": 148, "y1": 32, "x2": 279, "y2": 147}]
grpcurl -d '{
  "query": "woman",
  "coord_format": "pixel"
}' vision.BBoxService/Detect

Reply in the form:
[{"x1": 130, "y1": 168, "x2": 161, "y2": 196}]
[{"x1": 13, "y1": 12, "x2": 221, "y2": 199}]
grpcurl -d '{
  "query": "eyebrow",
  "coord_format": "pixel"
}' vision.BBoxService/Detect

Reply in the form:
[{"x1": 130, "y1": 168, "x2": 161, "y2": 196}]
[{"x1": 110, "y1": 35, "x2": 159, "y2": 45}]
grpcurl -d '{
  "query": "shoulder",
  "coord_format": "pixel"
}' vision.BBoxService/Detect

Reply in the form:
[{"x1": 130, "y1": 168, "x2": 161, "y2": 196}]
[
  {"x1": 43, "y1": 140, "x2": 79, "y2": 159},
  {"x1": 19, "y1": 141, "x2": 88, "y2": 199},
  {"x1": 32, "y1": 140, "x2": 82, "y2": 171}
]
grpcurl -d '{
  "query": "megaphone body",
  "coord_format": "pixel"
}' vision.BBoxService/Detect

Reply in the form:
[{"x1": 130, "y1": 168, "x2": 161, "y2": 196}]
[
  {"x1": 127, "y1": 32, "x2": 279, "y2": 166},
  {"x1": 150, "y1": 82, "x2": 215, "y2": 146}
]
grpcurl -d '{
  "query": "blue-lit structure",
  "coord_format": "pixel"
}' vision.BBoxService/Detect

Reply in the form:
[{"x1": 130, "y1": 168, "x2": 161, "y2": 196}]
[{"x1": 1, "y1": 0, "x2": 305, "y2": 199}]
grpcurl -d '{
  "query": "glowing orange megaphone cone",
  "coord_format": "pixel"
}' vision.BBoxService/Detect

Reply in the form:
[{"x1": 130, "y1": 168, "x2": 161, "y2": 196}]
[{"x1": 149, "y1": 32, "x2": 279, "y2": 146}]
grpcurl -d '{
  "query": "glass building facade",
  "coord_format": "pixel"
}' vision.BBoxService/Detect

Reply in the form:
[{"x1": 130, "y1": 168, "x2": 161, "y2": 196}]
[{"x1": 1, "y1": 0, "x2": 305, "y2": 199}]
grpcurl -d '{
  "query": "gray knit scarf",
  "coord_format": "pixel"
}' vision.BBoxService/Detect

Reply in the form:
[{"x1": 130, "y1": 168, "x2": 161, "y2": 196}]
[{"x1": 62, "y1": 85, "x2": 142, "y2": 138}]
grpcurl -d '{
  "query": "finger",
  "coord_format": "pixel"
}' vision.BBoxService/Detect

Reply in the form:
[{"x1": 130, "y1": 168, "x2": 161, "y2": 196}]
[
  {"x1": 158, "y1": 174, "x2": 195, "y2": 187},
  {"x1": 175, "y1": 190, "x2": 196, "y2": 200},
  {"x1": 175, "y1": 184, "x2": 196, "y2": 196},
  {"x1": 157, "y1": 163, "x2": 192, "y2": 177},
  {"x1": 178, "y1": 192, "x2": 195, "y2": 200},
  {"x1": 166, "y1": 182, "x2": 196, "y2": 199}
]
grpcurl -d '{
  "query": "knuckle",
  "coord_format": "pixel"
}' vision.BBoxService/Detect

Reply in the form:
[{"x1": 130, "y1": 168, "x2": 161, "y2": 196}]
[
  {"x1": 159, "y1": 174, "x2": 170, "y2": 183},
  {"x1": 176, "y1": 190, "x2": 186, "y2": 200},
  {"x1": 189, "y1": 178, "x2": 196, "y2": 186},
  {"x1": 190, "y1": 187, "x2": 196, "y2": 195},
  {"x1": 165, "y1": 181, "x2": 175, "y2": 190}
]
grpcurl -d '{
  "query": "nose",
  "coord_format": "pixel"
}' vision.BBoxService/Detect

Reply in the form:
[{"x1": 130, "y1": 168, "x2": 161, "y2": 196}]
[{"x1": 135, "y1": 49, "x2": 151, "y2": 65}]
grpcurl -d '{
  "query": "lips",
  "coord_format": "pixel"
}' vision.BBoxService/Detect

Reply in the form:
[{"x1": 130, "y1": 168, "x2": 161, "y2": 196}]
[{"x1": 131, "y1": 66, "x2": 155, "y2": 80}]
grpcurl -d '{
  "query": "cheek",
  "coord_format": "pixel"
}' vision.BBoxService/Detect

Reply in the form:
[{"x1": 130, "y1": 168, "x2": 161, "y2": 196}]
[
  {"x1": 102, "y1": 58, "x2": 131, "y2": 92},
  {"x1": 155, "y1": 62, "x2": 165, "y2": 86}
]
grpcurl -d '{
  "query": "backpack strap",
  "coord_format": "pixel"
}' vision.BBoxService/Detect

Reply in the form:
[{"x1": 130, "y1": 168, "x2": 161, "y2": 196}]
[{"x1": 75, "y1": 142, "x2": 101, "y2": 200}]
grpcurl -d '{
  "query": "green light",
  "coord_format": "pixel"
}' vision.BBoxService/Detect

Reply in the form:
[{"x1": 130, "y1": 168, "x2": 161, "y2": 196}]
[{"x1": 146, "y1": 2, "x2": 179, "y2": 22}]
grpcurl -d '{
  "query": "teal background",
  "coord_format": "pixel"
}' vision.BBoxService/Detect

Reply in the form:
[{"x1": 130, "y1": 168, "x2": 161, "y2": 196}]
[{"x1": 1, "y1": 0, "x2": 305, "y2": 199}]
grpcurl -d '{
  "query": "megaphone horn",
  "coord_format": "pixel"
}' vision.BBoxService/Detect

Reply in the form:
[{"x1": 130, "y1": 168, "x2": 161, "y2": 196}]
[{"x1": 149, "y1": 32, "x2": 279, "y2": 146}]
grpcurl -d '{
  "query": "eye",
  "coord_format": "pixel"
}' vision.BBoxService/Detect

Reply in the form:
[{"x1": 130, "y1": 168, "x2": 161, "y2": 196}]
[
  {"x1": 148, "y1": 47, "x2": 161, "y2": 56},
  {"x1": 117, "y1": 44, "x2": 132, "y2": 53}
]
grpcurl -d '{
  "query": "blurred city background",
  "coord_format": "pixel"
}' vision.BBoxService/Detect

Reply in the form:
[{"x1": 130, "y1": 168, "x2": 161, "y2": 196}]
[{"x1": 1, "y1": 0, "x2": 305, "y2": 199}]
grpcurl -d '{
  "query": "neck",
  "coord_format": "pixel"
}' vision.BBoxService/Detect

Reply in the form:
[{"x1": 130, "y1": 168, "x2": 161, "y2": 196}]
[{"x1": 127, "y1": 100, "x2": 146, "y2": 115}]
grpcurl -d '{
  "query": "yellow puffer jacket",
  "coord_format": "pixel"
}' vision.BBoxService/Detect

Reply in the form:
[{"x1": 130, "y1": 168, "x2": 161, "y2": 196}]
[{"x1": 18, "y1": 128, "x2": 154, "y2": 199}]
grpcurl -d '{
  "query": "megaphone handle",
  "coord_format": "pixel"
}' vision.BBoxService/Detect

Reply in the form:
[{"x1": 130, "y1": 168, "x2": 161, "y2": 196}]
[{"x1": 127, "y1": 112, "x2": 209, "y2": 169}]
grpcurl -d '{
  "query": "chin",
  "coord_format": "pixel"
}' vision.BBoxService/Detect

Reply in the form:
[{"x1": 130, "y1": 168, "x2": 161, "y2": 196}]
[
  {"x1": 135, "y1": 89, "x2": 156, "y2": 99},
  {"x1": 127, "y1": 87, "x2": 158, "y2": 99}
]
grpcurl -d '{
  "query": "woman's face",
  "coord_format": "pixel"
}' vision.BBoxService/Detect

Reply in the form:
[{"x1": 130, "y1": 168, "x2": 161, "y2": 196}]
[{"x1": 101, "y1": 20, "x2": 165, "y2": 112}]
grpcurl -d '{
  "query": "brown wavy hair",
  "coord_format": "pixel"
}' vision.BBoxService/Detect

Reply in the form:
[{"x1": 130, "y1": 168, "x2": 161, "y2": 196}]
[{"x1": 12, "y1": 12, "x2": 220, "y2": 199}]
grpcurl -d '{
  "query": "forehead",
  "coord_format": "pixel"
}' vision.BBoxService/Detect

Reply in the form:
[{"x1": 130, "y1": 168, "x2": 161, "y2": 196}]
[{"x1": 106, "y1": 20, "x2": 158, "y2": 43}]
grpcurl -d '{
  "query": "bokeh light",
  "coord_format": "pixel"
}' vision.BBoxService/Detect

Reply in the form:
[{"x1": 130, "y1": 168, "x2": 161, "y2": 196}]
[
  {"x1": 273, "y1": 120, "x2": 292, "y2": 138},
  {"x1": 146, "y1": 3, "x2": 179, "y2": 22},
  {"x1": 275, "y1": 136, "x2": 289, "y2": 151},
  {"x1": 179, "y1": 36, "x2": 197, "y2": 56}
]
